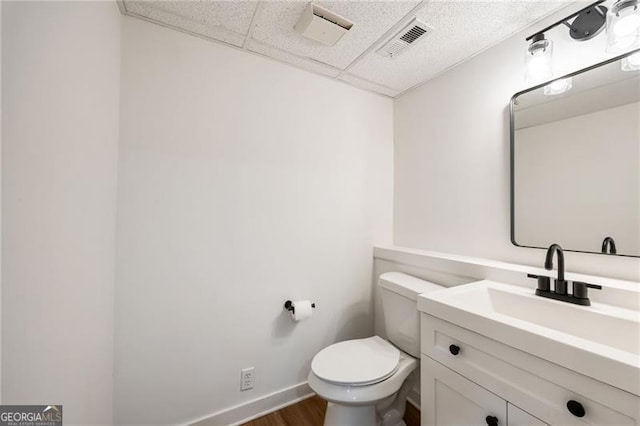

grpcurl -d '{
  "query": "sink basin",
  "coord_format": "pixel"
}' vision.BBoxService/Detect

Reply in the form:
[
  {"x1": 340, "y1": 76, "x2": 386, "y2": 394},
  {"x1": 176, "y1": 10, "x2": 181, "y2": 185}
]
[
  {"x1": 419, "y1": 280, "x2": 640, "y2": 396},
  {"x1": 454, "y1": 282, "x2": 640, "y2": 355}
]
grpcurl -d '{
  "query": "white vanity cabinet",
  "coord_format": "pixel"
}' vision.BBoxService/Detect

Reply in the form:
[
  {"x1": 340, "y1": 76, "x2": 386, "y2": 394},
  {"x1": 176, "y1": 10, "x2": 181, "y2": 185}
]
[{"x1": 420, "y1": 314, "x2": 640, "y2": 426}]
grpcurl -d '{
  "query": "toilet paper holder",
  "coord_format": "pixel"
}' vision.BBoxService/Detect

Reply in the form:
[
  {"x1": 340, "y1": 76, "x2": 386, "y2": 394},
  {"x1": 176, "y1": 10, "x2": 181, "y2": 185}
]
[{"x1": 284, "y1": 300, "x2": 316, "y2": 313}]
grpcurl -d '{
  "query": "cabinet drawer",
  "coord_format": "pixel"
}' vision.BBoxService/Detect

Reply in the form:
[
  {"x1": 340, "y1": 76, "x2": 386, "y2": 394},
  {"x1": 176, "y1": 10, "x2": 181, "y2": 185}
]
[{"x1": 421, "y1": 314, "x2": 640, "y2": 425}]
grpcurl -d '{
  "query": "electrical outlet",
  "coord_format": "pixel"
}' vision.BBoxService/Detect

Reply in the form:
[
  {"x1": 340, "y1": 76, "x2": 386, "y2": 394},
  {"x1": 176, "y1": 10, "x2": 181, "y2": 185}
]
[{"x1": 240, "y1": 367, "x2": 255, "y2": 391}]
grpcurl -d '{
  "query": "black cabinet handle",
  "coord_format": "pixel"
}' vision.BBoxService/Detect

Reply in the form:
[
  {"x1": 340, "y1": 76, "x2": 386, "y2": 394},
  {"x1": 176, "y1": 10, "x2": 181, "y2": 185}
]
[
  {"x1": 567, "y1": 400, "x2": 586, "y2": 418},
  {"x1": 449, "y1": 344, "x2": 460, "y2": 356},
  {"x1": 486, "y1": 415, "x2": 499, "y2": 426}
]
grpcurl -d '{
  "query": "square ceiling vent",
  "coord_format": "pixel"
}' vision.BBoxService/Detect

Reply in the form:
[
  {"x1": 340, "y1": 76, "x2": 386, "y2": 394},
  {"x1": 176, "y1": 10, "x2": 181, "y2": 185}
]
[
  {"x1": 294, "y1": 3, "x2": 354, "y2": 46},
  {"x1": 377, "y1": 18, "x2": 432, "y2": 59}
]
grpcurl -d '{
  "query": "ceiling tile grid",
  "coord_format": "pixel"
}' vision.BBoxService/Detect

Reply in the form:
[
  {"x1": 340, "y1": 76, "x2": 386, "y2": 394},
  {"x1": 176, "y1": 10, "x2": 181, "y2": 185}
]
[
  {"x1": 123, "y1": 0, "x2": 258, "y2": 46},
  {"x1": 338, "y1": 73, "x2": 400, "y2": 97},
  {"x1": 120, "y1": 0, "x2": 573, "y2": 98},
  {"x1": 129, "y1": 0, "x2": 258, "y2": 35},
  {"x1": 246, "y1": 39, "x2": 342, "y2": 77},
  {"x1": 348, "y1": 1, "x2": 572, "y2": 93},
  {"x1": 251, "y1": 1, "x2": 421, "y2": 70}
]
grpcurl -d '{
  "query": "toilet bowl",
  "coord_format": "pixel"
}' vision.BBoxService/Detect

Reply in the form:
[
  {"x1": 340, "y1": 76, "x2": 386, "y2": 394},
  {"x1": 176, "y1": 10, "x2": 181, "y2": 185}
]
[
  {"x1": 308, "y1": 272, "x2": 444, "y2": 426},
  {"x1": 308, "y1": 336, "x2": 418, "y2": 426}
]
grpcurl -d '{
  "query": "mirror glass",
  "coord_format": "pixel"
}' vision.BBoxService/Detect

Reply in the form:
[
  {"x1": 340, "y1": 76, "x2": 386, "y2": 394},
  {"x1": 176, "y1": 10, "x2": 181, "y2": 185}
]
[{"x1": 511, "y1": 49, "x2": 640, "y2": 257}]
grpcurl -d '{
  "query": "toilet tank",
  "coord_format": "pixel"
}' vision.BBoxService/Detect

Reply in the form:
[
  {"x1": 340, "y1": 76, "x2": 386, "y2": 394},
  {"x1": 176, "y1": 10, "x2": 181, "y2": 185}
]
[{"x1": 379, "y1": 272, "x2": 443, "y2": 357}]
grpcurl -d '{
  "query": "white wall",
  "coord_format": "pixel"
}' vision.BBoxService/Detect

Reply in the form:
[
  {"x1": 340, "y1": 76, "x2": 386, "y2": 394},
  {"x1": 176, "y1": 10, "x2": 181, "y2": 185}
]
[
  {"x1": 1, "y1": 2, "x2": 121, "y2": 424},
  {"x1": 394, "y1": 7, "x2": 640, "y2": 282},
  {"x1": 114, "y1": 17, "x2": 393, "y2": 425}
]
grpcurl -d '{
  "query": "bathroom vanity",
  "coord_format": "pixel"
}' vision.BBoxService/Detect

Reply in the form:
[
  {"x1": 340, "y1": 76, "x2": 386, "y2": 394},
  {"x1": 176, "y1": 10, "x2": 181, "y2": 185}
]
[
  {"x1": 408, "y1": 42, "x2": 640, "y2": 426},
  {"x1": 417, "y1": 280, "x2": 640, "y2": 425}
]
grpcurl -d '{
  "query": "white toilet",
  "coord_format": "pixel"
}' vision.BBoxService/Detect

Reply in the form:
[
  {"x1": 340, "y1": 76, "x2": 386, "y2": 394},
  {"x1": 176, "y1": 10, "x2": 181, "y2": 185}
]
[{"x1": 308, "y1": 272, "x2": 443, "y2": 426}]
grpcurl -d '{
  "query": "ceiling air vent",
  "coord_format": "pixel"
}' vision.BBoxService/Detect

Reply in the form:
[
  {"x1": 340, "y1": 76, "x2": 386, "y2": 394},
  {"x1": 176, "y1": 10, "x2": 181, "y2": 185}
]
[{"x1": 377, "y1": 19, "x2": 432, "y2": 59}]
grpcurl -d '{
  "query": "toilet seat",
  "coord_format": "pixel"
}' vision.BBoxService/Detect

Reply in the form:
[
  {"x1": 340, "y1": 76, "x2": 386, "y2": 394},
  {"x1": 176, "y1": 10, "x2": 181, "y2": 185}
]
[{"x1": 311, "y1": 336, "x2": 400, "y2": 386}]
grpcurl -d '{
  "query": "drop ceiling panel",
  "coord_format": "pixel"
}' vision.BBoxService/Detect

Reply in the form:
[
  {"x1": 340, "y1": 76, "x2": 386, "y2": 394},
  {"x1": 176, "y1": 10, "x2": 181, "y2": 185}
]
[
  {"x1": 123, "y1": 0, "x2": 258, "y2": 47},
  {"x1": 251, "y1": 1, "x2": 422, "y2": 70},
  {"x1": 348, "y1": 1, "x2": 572, "y2": 93},
  {"x1": 247, "y1": 39, "x2": 342, "y2": 78}
]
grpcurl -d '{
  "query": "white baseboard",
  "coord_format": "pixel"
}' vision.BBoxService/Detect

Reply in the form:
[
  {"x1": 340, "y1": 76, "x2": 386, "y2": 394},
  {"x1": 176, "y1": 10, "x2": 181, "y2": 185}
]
[{"x1": 187, "y1": 382, "x2": 314, "y2": 426}]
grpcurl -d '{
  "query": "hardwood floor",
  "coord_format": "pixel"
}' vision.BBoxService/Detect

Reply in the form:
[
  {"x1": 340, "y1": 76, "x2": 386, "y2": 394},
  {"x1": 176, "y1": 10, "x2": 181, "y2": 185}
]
[
  {"x1": 403, "y1": 400, "x2": 421, "y2": 426},
  {"x1": 242, "y1": 396, "x2": 420, "y2": 426}
]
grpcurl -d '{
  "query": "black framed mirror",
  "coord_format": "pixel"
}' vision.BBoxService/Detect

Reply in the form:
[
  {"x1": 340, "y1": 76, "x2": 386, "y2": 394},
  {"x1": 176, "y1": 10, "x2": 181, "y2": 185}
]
[{"x1": 510, "y1": 48, "x2": 640, "y2": 257}]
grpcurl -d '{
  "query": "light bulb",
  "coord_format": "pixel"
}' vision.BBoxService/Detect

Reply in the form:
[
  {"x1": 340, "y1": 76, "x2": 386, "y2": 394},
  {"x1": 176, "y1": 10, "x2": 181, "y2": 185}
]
[
  {"x1": 544, "y1": 77, "x2": 573, "y2": 96},
  {"x1": 525, "y1": 36, "x2": 553, "y2": 83},
  {"x1": 606, "y1": 0, "x2": 640, "y2": 53},
  {"x1": 613, "y1": 13, "x2": 640, "y2": 36}
]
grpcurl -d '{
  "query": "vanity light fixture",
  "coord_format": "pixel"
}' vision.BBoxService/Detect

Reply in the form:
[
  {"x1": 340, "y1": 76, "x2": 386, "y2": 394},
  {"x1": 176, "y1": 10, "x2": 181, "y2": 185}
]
[
  {"x1": 621, "y1": 50, "x2": 640, "y2": 69},
  {"x1": 525, "y1": 1, "x2": 608, "y2": 83},
  {"x1": 525, "y1": 33, "x2": 554, "y2": 83},
  {"x1": 526, "y1": 1, "x2": 608, "y2": 45},
  {"x1": 544, "y1": 77, "x2": 573, "y2": 95},
  {"x1": 606, "y1": 0, "x2": 640, "y2": 53}
]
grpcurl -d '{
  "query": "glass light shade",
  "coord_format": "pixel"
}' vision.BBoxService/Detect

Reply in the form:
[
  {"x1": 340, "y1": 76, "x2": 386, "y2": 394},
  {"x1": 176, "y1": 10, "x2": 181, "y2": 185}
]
[
  {"x1": 525, "y1": 38, "x2": 553, "y2": 83},
  {"x1": 544, "y1": 77, "x2": 573, "y2": 96},
  {"x1": 606, "y1": 0, "x2": 640, "y2": 53},
  {"x1": 622, "y1": 51, "x2": 640, "y2": 70}
]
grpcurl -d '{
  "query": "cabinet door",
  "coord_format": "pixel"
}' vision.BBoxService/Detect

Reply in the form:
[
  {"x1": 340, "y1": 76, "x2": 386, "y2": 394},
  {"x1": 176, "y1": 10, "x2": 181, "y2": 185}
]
[
  {"x1": 422, "y1": 355, "x2": 507, "y2": 426},
  {"x1": 508, "y1": 403, "x2": 549, "y2": 426}
]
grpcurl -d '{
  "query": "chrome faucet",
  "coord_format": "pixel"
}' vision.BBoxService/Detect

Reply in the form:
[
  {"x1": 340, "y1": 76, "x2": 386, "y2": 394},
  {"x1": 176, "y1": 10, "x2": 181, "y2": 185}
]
[{"x1": 527, "y1": 243, "x2": 602, "y2": 306}]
